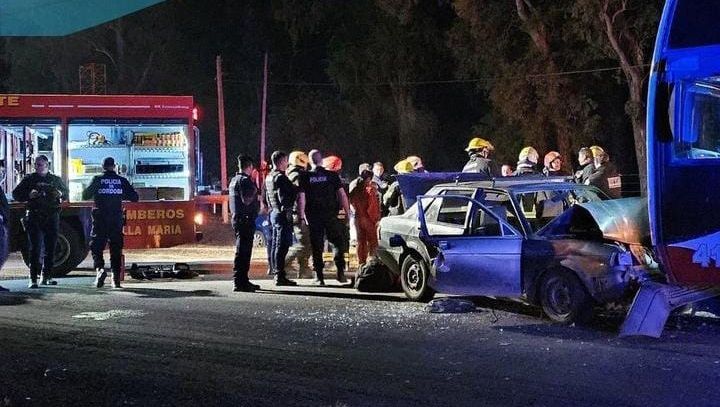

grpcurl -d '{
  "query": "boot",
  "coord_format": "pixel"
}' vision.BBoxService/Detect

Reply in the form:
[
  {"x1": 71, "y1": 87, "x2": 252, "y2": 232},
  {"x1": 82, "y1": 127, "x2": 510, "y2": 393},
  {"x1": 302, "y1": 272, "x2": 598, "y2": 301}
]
[
  {"x1": 111, "y1": 272, "x2": 122, "y2": 289},
  {"x1": 94, "y1": 268, "x2": 107, "y2": 288},
  {"x1": 274, "y1": 274, "x2": 297, "y2": 286},
  {"x1": 40, "y1": 272, "x2": 57, "y2": 286},
  {"x1": 336, "y1": 269, "x2": 348, "y2": 283},
  {"x1": 28, "y1": 279, "x2": 38, "y2": 289}
]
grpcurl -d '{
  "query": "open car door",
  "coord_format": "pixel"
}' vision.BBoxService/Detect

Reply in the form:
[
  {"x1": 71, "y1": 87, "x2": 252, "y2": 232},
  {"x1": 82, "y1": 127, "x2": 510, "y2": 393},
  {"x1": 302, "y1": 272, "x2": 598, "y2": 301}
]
[{"x1": 416, "y1": 193, "x2": 523, "y2": 296}]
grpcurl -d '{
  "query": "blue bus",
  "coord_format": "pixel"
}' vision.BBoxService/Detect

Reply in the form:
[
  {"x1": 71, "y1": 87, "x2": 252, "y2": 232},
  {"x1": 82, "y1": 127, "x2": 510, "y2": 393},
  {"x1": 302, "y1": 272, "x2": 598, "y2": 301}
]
[{"x1": 624, "y1": 0, "x2": 720, "y2": 336}]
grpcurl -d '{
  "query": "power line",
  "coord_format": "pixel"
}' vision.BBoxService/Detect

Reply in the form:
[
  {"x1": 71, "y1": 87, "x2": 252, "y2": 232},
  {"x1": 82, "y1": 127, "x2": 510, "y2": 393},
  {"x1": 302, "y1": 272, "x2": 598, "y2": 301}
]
[{"x1": 223, "y1": 63, "x2": 651, "y2": 88}]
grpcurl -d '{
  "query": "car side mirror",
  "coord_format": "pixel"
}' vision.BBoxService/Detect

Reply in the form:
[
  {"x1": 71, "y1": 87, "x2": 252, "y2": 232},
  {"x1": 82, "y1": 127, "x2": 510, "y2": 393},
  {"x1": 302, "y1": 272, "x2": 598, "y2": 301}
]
[{"x1": 389, "y1": 235, "x2": 405, "y2": 247}]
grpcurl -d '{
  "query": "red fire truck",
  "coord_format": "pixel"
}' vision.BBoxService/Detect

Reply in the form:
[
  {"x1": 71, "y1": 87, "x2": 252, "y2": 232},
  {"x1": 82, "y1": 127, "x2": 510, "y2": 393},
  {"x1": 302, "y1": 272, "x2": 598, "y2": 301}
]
[{"x1": 0, "y1": 94, "x2": 203, "y2": 275}]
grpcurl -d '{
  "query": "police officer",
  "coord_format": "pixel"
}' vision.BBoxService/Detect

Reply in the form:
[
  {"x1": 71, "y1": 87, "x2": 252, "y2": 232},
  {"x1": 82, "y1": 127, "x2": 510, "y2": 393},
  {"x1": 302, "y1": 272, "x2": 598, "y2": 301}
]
[
  {"x1": 229, "y1": 155, "x2": 262, "y2": 292},
  {"x1": 265, "y1": 151, "x2": 298, "y2": 286},
  {"x1": 285, "y1": 151, "x2": 312, "y2": 278},
  {"x1": 0, "y1": 185, "x2": 9, "y2": 292},
  {"x1": 12, "y1": 155, "x2": 68, "y2": 288},
  {"x1": 463, "y1": 137, "x2": 496, "y2": 177},
  {"x1": 82, "y1": 157, "x2": 139, "y2": 289},
  {"x1": 298, "y1": 149, "x2": 351, "y2": 285}
]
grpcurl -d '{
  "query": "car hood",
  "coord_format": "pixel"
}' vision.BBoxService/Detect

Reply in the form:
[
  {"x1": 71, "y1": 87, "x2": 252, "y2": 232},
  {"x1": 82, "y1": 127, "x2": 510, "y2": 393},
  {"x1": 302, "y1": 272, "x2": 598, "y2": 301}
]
[{"x1": 540, "y1": 197, "x2": 650, "y2": 245}]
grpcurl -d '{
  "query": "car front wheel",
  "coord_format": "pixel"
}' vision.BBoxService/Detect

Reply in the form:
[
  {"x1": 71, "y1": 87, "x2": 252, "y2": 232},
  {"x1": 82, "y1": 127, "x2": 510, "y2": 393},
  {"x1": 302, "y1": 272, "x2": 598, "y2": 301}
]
[
  {"x1": 539, "y1": 269, "x2": 593, "y2": 324},
  {"x1": 400, "y1": 254, "x2": 435, "y2": 302}
]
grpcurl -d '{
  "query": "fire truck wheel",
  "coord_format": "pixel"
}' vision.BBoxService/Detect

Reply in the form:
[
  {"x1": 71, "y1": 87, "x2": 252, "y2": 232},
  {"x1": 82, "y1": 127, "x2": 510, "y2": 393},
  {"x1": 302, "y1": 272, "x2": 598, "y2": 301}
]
[{"x1": 21, "y1": 221, "x2": 85, "y2": 277}]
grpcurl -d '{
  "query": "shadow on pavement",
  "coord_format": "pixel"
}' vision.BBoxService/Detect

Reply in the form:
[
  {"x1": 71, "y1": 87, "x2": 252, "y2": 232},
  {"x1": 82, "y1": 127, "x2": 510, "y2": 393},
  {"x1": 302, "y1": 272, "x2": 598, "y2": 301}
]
[
  {"x1": 257, "y1": 288, "x2": 407, "y2": 302},
  {"x1": 0, "y1": 291, "x2": 45, "y2": 306},
  {"x1": 120, "y1": 287, "x2": 218, "y2": 299}
]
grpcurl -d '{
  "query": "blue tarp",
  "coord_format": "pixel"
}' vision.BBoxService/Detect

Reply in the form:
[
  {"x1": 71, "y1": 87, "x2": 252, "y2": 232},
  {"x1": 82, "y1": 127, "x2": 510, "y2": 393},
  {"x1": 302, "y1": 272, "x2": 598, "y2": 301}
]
[
  {"x1": 396, "y1": 172, "x2": 490, "y2": 208},
  {"x1": 0, "y1": 0, "x2": 164, "y2": 36}
]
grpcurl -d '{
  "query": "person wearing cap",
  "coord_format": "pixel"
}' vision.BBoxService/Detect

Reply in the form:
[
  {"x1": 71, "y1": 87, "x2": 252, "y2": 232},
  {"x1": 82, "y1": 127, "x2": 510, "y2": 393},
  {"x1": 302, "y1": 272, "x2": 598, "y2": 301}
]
[
  {"x1": 285, "y1": 151, "x2": 312, "y2": 278},
  {"x1": 265, "y1": 151, "x2": 298, "y2": 286},
  {"x1": 463, "y1": 137, "x2": 496, "y2": 177},
  {"x1": 349, "y1": 164, "x2": 382, "y2": 266},
  {"x1": 514, "y1": 146, "x2": 540, "y2": 176},
  {"x1": 82, "y1": 157, "x2": 138, "y2": 289},
  {"x1": 542, "y1": 151, "x2": 567, "y2": 177},
  {"x1": 228, "y1": 155, "x2": 262, "y2": 292},
  {"x1": 298, "y1": 149, "x2": 351, "y2": 285},
  {"x1": 12, "y1": 155, "x2": 69, "y2": 288},
  {"x1": 383, "y1": 159, "x2": 414, "y2": 216}
]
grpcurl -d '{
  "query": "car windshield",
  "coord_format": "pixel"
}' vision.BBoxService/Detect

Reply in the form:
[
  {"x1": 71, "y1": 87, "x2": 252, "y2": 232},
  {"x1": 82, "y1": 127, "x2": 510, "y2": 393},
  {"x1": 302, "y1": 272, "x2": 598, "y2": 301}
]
[{"x1": 514, "y1": 187, "x2": 605, "y2": 233}]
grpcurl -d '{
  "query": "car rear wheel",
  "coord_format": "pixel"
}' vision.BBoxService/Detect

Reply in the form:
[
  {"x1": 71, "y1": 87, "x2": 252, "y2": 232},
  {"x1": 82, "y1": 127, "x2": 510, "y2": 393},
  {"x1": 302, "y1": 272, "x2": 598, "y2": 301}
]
[
  {"x1": 539, "y1": 269, "x2": 593, "y2": 324},
  {"x1": 253, "y1": 230, "x2": 266, "y2": 248},
  {"x1": 400, "y1": 254, "x2": 435, "y2": 302}
]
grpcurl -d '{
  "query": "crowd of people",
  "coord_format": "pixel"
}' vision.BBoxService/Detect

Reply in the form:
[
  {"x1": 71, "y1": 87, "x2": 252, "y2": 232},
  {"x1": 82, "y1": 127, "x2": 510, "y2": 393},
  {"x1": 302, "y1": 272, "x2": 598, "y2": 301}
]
[{"x1": 231, "y1": 137, "x2": 622, "y2": 292}]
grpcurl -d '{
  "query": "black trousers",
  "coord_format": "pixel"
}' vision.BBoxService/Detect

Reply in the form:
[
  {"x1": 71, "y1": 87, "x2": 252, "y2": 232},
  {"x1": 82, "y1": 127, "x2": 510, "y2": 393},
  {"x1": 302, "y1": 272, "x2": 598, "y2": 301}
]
[
  {"x1": 90, "y1": 210, "x2": 124, "y2": 273},
  {"x1": 25, "y1": 212, "x2": 59, "y2": 280},
  {"x1": 232, "y1": 218, "x2": 255, "y2": 286},
  {"x1": 269, "y1": 209, "x2": 293, "y2": 277},
  {"x1": 308, "y1": 215, "x2": 347, "y2": 277}
]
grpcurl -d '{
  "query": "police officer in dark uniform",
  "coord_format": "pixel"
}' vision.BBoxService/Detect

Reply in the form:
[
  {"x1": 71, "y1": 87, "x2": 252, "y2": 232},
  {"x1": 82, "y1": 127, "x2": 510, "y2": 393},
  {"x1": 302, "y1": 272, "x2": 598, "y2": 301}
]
[
  {"x1": 229, "y1": 155, "x2": 262, "y2": 292},
  {"x1": 0, "y1": 185, "x2": 10, "y2": 292},
  {"x1": 12, "y1": 155, "x2": 68, "y2": 288},
  {"x1": 265, "y1": 151, "x2": 298, "y2": 286},
  {"x1": 82, "y1": 157, "x2": 139, "y2": 289},
  {"x1": 285, "y1": 151, "x2": 312, "y2": 278},
  {"x1": 298, "y1": 149, "x2": 351, "y2": 285},
  {"x1": 462, "y1": 137, "x2": 496, "y2": 177}
]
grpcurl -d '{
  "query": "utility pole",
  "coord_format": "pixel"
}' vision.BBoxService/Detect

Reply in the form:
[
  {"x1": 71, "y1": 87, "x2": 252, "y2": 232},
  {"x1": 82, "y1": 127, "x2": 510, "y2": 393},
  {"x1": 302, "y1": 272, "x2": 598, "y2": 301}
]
[
  {"x1": 216, "y1": 55, "x2": 229, "y2": 223},
  {"x1": 260, "y1": 51, "x2": 268, "y2": 168}
]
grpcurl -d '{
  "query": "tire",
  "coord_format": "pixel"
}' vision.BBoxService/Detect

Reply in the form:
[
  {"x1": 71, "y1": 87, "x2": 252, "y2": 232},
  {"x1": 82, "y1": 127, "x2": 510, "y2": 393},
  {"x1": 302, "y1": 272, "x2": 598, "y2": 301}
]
[
  {"x1": 253, "y1": 230, "x2": 266, "y2": 248},
  {"x1": 400, "y1": 254, "x2": 435, "y2": 302},
  {"x1": 21, "y1": 221, "x2": 86, "y2": 277},
  {"x1": 539, "y1": 269, "x2": 593, "y2": 324}
]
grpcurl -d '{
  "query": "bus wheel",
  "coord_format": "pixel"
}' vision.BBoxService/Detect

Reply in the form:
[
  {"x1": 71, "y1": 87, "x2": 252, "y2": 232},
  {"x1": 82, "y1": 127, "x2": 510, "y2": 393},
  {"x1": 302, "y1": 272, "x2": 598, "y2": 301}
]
[{"x1": 21, "y1": 221, "x2": 85, "y2": 277}]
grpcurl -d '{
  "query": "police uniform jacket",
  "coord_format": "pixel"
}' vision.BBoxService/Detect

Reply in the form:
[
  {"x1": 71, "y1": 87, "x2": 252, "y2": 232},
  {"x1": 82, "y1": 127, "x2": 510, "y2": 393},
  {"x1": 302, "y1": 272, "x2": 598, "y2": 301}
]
[
  {"x1": 82, "y1": 170, "x2": 139, "y2": 217},
  {"x1": 300, "y1": 166, "x2": 341, "y2": 219},
  {"x1": 265, "y1": 170, "x2": 296, "y2": 213},
  {"x1": 12, "y1": 172, "x2": 68, "y2": 215},
  {"x1": 229, "y1": 172, "x2": 260, "y2": 224}
]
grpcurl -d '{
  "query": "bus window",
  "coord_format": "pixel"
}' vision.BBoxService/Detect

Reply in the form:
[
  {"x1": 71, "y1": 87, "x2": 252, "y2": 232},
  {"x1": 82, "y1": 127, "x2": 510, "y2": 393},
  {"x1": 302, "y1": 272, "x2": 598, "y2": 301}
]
[{"x1": 675, "y1": 82, "x2": 720, "y2": 160}]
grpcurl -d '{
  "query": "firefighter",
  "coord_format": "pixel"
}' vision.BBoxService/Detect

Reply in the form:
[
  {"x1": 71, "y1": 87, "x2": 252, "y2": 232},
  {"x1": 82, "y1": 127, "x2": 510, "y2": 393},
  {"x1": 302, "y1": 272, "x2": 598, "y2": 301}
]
[
  {"x1": 0, "y1": 186, "x2": 9, "y2": 292},
  {"x1": 349, "y1": 165, "x2": 381, "y2": 266},
  {"x1": 542, "y1": 151, "x2": 567, "y2": 176},
  {"x1": 82, "y1": 157, "x2": 138, "y2": 289},
  {"x1": 12, "y1": 155, "x2": 69, "y2": 288},
  {"x1": 298, "y1": 150, "x2": 351, "y2": 285},
  {"x1": 265, "y1": 151, "x2": 298, "y2": 286},
  {"x1": 229, "y1": 155, "x2": 262, "y2": 292},
  {"x1": 462, "y1": 137, "x2": 496, "y2": 177},
  {"x1": 514, "y1": 146, "x2": 539, "y2": 176},
  {"x1": 586, "y1": 146, "x2": 621, "y2": 199},
  {"x1": 383, "y1": 159, "x2": 414, "y2": 216},
  {"x1": 285, "y1": 151, "x2": 312, "y2": 278},
  {"x1": 575, "y1": 147, "x2": 595, "y2": 184},
  {"x1": 406, "y1": 155, "x2": 426, "y2": 173}
]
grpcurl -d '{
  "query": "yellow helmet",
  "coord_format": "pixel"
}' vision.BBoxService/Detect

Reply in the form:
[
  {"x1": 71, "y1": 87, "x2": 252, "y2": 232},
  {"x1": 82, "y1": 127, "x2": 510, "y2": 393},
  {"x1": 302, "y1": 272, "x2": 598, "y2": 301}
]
[
  {"x1": 589, "y1": 145, "x2": 605, "y2": 158},
  {"x1": 393, "y1": 159, "x2": 414, "y2": 174},
  {"x1": 519, "y1": 146, "x2": 539, "y2": 164},
  {"x1": 465, "y1": 137, "x2": 494, "y2": 152},
  {"x1": 288, "y1": 151, "x2": 309, "y2": 167},
  {"x1": 406, "y1": 155, "x2": 424, "y2": 171}
]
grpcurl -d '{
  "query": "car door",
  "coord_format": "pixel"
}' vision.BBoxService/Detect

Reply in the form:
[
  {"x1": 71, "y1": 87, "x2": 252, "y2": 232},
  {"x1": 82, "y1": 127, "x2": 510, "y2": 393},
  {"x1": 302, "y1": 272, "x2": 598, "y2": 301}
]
[{"x1": 417, "y1": 194, "x2": 523, "y2": 297}]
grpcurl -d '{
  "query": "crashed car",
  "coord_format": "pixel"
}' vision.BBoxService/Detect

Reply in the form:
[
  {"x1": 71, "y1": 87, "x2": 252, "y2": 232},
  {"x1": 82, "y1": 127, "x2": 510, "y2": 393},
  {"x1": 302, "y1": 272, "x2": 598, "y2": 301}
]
[{"x1": 377, "y1": 179, "x2": 661, "y2": 323}]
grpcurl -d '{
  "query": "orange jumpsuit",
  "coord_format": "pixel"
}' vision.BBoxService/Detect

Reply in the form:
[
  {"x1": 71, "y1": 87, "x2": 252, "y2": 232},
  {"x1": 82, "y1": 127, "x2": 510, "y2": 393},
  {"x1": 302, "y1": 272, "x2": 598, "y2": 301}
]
[{"x1": 350, "y1": 180, "x2": 381, "y2": 265}]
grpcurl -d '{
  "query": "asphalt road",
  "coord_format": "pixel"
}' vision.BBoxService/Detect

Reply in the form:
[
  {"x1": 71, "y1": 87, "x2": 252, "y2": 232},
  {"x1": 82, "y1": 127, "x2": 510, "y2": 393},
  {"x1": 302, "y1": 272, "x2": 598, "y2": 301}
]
[{"x1": 1, "y1": 276, "x2": 720, "y2": 407}]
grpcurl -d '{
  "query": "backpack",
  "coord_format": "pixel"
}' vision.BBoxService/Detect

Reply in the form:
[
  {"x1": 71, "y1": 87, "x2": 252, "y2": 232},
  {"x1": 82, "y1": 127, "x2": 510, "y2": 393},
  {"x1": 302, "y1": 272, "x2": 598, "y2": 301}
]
[{"x1": 354, "y1": 258, "x2": 400, "y2": 292}]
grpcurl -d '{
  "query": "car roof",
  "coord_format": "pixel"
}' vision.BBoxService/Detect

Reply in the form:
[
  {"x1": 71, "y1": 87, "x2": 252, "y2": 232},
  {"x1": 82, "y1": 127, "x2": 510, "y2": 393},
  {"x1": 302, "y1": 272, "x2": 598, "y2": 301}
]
[{"x1": 430, "y1": 177, "x2": 600, "y2": 194}]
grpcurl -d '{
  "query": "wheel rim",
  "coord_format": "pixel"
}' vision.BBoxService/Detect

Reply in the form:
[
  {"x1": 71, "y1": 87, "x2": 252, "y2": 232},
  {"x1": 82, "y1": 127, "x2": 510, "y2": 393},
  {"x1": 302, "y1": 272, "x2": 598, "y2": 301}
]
[
  {"x1": 545, "y1": 276, "x2": 573, "y2": 316},
  {"x1": 53, "y1": 234, "x2": 71, "y2": 268},
  {"x1": 405, "y1": 261, "x2": 423, "y2": 292}
]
